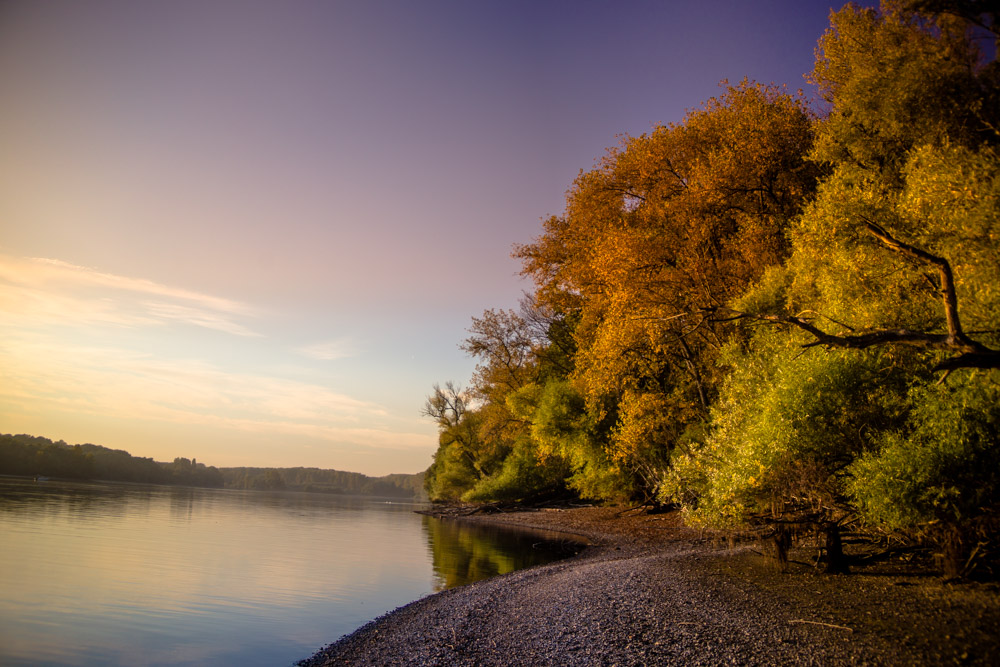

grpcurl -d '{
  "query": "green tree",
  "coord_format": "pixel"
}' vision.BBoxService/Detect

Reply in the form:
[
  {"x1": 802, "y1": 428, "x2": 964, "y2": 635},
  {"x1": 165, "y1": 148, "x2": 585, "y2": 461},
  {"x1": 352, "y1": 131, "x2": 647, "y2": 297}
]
[
  {"x1": 664, "y1": 331, "x2": 915, "y2": 571},
  {"x1": 506, "y1": 379, "x2": 628, "y2": 501},
  {"x1": 422, "y1": 382, "x2": 488, "y2": 501},
  {"x1": 849, "y1": 373, "x2": 1000, "y2": 577},
  {"x1": 424, "y1": 298, "x2": 585, "y2": 503},
  {"x1": 673, "y1": 0, "x2": 1000, "y2": 574}
]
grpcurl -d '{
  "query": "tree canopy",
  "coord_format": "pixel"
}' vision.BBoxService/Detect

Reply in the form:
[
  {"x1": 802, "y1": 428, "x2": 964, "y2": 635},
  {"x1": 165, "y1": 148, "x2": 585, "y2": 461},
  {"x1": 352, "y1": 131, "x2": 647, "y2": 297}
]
[{"x1": 424, "y1": 0, "x2": 999, "y2": 577}]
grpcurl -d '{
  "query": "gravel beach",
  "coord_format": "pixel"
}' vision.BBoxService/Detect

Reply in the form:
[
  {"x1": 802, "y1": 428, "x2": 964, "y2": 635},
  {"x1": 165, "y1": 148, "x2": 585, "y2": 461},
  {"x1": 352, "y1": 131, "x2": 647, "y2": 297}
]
[{"x1": 300, "y1": 507, "x2": 1000, "y2": 666}]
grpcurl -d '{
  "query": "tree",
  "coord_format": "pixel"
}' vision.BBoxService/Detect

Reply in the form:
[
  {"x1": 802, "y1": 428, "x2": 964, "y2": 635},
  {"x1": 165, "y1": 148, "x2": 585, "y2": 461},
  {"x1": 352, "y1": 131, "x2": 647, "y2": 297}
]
[
  {"x1": 514, "y1": 80, "x2": 819, "y2": 501},
  {"x1": 422, "y1": 382, "x2": 485, "y2": 501},
  {"x1": 849, "y1": 372, "x2": 1000, "y2": 578},
  {"x1": 668, "y1": 1, "x2": 1000, "y2": 574},
  {"x1": 765, "y1": 0, "x2": 1000, "y2": 373},
  {"x1": 423, "y1": 294, "x2": 593, "y2": 503},
  {"x1": 664, "y1": 331, "x2": 916, "y2": 572}
]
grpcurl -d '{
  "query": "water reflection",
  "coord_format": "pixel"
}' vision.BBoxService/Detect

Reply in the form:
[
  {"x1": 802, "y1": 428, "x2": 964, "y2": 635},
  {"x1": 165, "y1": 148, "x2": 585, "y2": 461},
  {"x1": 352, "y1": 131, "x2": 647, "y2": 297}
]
[
  {"x1": 423, "y1": 516, "x2": 584, "y2": 590},
  {"x1": 0, "y1": 478, "x2": 581, "y2": 667}
]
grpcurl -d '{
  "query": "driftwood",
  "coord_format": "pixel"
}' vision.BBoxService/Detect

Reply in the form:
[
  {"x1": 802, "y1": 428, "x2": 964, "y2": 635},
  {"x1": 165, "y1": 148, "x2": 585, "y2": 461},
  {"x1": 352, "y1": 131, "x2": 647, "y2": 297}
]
[
  {"x1": 417, "y1": 498, "x2": 593, "y2": 518},
  {"x1": 788, "y1": 619, "x2": 853, "y2": 632}
]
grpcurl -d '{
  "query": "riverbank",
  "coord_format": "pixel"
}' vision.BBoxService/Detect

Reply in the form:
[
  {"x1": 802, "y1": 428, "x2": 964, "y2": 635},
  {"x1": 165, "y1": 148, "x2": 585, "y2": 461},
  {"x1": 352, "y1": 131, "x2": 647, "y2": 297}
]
[{"x1": 300, "y1": 506, "x2": 1000, "y2": 666}]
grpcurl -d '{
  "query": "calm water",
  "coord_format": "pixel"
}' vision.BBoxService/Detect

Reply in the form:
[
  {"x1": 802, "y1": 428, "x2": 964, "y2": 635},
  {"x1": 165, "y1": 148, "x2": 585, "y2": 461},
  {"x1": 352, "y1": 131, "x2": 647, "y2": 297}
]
[{"x1": 0, "y1": 478, "x2": 578, "y2": 666}]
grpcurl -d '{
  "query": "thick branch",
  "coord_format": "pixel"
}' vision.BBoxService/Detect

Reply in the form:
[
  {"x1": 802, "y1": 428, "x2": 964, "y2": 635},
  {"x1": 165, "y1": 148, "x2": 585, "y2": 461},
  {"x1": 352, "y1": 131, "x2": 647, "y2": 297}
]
[
  {"x1": 642, "y1": 213, "x2": 1000, "y2": 372},
  {"x1": 745, "y1": 313, "x2": 1000, "y2": 369},
  {"x1": 715, "y1": 220, "x2": 1000, "y2": 372},
  {"x1": 933, "y1": 352, "x2": 1000, "y2": 372},
  {"x1": 752, "y1": 314, "x2": 960, "y2": 351},
  {"x1": 861, "y1": 218, "x2": 972, "y2": 347}
]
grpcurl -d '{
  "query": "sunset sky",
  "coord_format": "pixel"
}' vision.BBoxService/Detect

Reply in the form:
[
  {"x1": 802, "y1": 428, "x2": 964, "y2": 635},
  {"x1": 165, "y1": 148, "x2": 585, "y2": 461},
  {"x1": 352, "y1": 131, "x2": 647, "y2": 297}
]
[{"x1": 0, "y1": 0, "x2": 856, "y2": 476}]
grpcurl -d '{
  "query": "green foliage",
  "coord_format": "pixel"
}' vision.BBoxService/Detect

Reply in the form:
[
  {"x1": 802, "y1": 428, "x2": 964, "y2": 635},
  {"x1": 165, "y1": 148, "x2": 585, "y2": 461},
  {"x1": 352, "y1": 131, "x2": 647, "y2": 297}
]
[
  {"x1": 901, "y1": 144, "x2": 1000, "y2": 342},
  {"x1": 461, "y1": 437, "x2": 569, "y2": 503},
  {"x1": 527, "y1": 380, "x2": 590, "y2": 456},
  {"x1": 425, "y1": 437, "x2": 480, "y2": 502},
  {"x1": 667, "y1": 0, "x2": 1000, "y2": 559},
  {"x1": 810, "y1": 0, "x2": 994, "y2": 180},
  {"x1": 663, "y1": 332, "x2": 913, "y2": 528},
  {"x1": 850, "y1": 372, "x2": 1000, "y2": 530},
  {"x1": 508, "y1": 379, "x2": 630, "y2": 502}
]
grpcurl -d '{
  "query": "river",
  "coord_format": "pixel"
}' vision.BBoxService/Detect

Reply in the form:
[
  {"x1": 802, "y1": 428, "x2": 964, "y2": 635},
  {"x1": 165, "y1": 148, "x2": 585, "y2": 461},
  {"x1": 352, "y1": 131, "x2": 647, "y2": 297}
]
[{"x1": 0, "y1": 477, "x2": 578, "y2": 666}]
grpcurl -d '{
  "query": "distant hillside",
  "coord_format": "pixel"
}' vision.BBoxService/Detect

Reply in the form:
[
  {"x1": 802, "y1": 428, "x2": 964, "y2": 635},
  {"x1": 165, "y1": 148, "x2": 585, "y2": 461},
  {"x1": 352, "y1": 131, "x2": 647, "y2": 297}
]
[
  {"x1": 219, "y1": 467, "x2": 426, "y2": 499},
  {"x1": 0, "y1": 433, "x2": 426, "y2": 499},
  {"x1": 0, "y1": 433, "x2": 224, "y2": 487}
]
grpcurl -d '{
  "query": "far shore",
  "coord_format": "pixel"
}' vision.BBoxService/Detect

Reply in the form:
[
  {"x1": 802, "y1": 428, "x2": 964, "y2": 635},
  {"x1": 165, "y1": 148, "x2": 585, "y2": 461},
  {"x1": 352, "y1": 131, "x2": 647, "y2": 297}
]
[{"x1": 300, "y1": 505, "x2": 1000, "y2": 666}]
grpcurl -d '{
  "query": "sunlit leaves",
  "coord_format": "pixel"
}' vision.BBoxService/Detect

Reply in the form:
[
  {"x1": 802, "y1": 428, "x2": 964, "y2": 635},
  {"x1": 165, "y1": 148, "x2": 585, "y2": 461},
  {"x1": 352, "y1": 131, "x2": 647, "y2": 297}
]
[
  {"x1": 810, "y1": 0, "x2": 992, "y2": 180},
  {"x1": 508, "y1": 379, "x2": 630, "y2": 501},
  {"x1": 429, "y1": 1, "x2": 1000, "y2": 542},
  {"x1": 679, "y1": 1, "x2": 1000, "y2": 545},
  {"x1": 850, "y1": 372, "x2": 1000, "y2": 530},
  {"x1": 664, "y1": 332, "x2": 914, "y2": 528},
  {"x1": 509, "y1": 80, "x2": 818, "y2": 500}
]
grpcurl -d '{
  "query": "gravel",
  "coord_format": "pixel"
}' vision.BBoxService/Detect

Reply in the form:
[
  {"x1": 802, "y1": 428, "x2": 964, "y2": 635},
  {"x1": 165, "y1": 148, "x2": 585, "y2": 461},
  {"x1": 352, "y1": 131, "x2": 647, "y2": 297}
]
[{"x1": 299, "y1": 507, "x2": 1000, "y2": 666}]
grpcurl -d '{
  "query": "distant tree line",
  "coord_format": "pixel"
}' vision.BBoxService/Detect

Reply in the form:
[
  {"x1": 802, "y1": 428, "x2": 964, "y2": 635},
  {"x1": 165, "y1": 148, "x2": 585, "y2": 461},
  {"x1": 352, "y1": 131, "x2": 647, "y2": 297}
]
[
  {"x1": 0, "y1": 433, "x2": 224, "y2": 486},
  {"x1": 221, "y1": 467, "x2": 425, "y2": 498},
  {"x1": 0, "y1": 434, "x2": 425, "y2": 499},
  {"x1": 424, "y1": 1, "x2": 1000, "y2": 578}
]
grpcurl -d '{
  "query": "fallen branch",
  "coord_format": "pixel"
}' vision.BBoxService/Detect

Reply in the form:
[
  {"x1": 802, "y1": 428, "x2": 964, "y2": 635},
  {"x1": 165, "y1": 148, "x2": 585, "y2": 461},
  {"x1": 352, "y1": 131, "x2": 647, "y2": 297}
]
[{"x1": 788, "y1": 619, "x2": 853, "y2": 632}]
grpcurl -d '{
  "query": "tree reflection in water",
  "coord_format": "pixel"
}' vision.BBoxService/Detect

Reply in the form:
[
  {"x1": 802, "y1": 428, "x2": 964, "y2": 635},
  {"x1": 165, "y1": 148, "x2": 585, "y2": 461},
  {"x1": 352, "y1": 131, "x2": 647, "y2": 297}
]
[{"x1": 422, "y1": 516, "x2": 583, "y2": 590}]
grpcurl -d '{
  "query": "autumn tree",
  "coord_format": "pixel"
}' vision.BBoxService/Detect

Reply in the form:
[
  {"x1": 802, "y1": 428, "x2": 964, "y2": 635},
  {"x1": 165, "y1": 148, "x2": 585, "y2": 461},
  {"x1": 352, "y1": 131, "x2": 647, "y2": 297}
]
[
  {"x1": 426, "y1": 4, "x2": 999, "y2": 580},
  {"x1": 515, "y1": 80, "x2": 819, "y2": 501}
]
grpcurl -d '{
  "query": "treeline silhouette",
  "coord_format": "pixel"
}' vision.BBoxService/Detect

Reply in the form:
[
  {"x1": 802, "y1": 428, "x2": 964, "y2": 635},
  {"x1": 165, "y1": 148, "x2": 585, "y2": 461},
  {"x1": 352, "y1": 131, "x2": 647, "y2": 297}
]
[
  {"x1": 222, "y1": 467, "x2": 424, "y2": 498},
  {"x1": 0, "y1": 433, "x2": 424, "y2": 499}
]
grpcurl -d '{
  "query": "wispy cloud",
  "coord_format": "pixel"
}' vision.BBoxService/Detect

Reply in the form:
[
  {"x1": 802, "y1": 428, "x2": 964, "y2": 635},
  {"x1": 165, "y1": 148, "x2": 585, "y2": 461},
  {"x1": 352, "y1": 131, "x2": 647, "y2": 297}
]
[
  {"x1": 297, "y1": 338, "x2": 357, "y2": 361},
  {"x1": 0, "y1": 253, "x2": 436, "y2": 465},
  {"x1": 142, "y1": 301, "x2": 260, "y2": 337},
  {"x1": 0, "y1": 332, "x2": 430, "y2": 450},
  {"x1": 0, "y1": 254, "x2": 260, "y2": 336},
  {"x1": 17, "y1": 257, "x2": 251, "y2": 314}
]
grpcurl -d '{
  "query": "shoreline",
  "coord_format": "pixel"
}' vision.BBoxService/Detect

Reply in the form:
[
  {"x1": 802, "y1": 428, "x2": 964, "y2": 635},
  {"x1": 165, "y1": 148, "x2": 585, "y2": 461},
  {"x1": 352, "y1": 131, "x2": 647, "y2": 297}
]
[{"x1": 300, "y1": 506, "x2": 1000, "y2": 666}]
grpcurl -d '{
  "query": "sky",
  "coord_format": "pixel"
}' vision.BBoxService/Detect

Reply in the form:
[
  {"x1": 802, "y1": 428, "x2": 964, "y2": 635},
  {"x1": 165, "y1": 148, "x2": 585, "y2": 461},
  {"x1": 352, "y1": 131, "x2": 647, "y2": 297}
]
[{"x1": 0, "y1": 0, "x2": 858, "y2": 476}]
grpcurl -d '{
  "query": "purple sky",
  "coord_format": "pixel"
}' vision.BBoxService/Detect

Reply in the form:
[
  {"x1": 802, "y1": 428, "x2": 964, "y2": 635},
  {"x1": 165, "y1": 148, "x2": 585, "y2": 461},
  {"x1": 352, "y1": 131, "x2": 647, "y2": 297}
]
[{"x1": 0, "y1": 0, "x2": 857, "y2": 475}]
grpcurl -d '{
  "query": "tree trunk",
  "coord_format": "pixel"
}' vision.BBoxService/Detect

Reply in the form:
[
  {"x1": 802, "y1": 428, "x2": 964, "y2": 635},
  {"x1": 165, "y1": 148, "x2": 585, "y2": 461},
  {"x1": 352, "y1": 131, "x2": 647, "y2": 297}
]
[
  {"x1": 823, "y1": 523, "x2": 850, "y2": 574},
  {"x1": 941, "y1": 526, "x2": 965, "y2": 581},
  {"x1": 768, "y1": 525, "x2": 792, "y2": 572}
]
